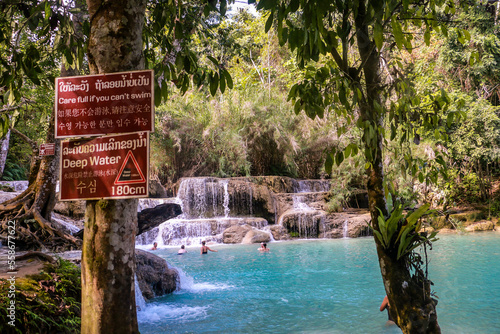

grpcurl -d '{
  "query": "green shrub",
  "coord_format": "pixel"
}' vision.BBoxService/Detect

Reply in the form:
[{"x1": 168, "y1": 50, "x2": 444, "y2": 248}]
[{"x1": 0, "y1": 259, "x2": 81, "y2": 334}]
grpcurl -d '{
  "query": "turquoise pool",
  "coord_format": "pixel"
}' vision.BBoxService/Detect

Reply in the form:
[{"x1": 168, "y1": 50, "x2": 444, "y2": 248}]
[{"x1": 137, "y1": 233, "x2": 500, "y2": 333}]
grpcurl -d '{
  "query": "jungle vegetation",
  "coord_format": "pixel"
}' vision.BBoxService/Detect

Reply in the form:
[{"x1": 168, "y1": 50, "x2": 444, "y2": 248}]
[{"x1": 2, "y1": 3, "x2": 499, "y2": 209}]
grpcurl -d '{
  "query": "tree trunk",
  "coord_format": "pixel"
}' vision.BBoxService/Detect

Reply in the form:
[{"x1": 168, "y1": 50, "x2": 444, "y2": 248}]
[
  {"x1": 0, "y1": 107, "x2": 80, "y2": 250},
  {"x1": 82, "y1": 0, "x2": 147, "y2": 333},
  {"x1": 81, "y1": 199, "x2": 139, "y2": 334},
  {"x1": 0, "y1": 1, "x2": 85, "y2": 251},
  {"x1": 0, "y1": 128, "x2": 10, "y2": 178},
  {"x1": 354, "y1": 2, "x2": 440, "y2": 333}
]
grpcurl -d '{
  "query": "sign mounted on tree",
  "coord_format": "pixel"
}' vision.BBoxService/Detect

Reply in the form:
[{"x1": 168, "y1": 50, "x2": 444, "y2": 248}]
[
  {"x1": 39, "y1": 143, "x2": 55, "y2": 156},
  {"x1": 55, "y1": 70, "x2": 154, "y2": 138},
  {"x1": 59, "y1": 132, "x2": 149, "y2": 201}
]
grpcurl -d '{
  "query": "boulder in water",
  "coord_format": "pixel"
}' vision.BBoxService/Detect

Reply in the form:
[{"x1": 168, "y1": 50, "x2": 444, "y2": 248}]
[
  {"x1": 465, "y1": 221, "x2": 495, "y2": 232},
  {"x1": 135, "y1": 249, "x2": 179, "y2": 300},
  {"x1": 241, "y1": 228, "x2": 270, "y2": 244},
  {"x1": 137, "y1": 203, "x2": 182, "y2": 235},
  {"x1": 222, "y1": 225, "x2": 252, "y2": 244}
]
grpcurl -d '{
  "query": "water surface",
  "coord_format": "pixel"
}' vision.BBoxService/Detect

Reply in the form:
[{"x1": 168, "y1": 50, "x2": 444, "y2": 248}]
[{"x1": 138, "y1": 233, "x2": 500, "y2": 333}]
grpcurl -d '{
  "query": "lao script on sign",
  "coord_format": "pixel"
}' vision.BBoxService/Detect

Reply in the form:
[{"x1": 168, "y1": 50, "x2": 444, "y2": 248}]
[
  {"x1": 55, "y1": 70, "x2": 154, "y2": 138},
  {"x1": 59, "y1": 132, "x2": 149, "y2": 201}
]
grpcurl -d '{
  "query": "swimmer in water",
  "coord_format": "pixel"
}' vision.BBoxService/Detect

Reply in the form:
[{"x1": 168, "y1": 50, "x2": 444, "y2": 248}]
[
  {"x1": 380, "y1": 295, "x2": 395, "y2": 325},
  {"x1": 200, "y1": 240, "x2": 218, "y2": 254},
  {"x1": 178, "y1": 245, "x2": 187, "y2": 255},
  {"x1": 258, "y1": 242, "x2": 270, "y2": 252}
]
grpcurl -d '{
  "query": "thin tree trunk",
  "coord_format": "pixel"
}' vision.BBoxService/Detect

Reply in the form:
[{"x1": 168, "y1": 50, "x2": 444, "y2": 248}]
[
  {"x1": 82, "y1": 0, "x2": 147, "y2": 332},
  {"x1": 354, "y1": 1, "x2": 440, "y2": 333},
  {"x1": 0, "y1": 128, "x2": 10, "y2": 178}
]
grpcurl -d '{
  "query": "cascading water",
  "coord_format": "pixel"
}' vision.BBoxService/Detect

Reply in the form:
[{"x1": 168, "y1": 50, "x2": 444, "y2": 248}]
[
  {"x1": 135, "y1": 177, "x2": 344, "y2": 245},
  {"x1": 222, "y1": 179, "x2": 230, "y2": 218},
  {"x1": 136, "y1": 177, "x2": 269, "y2": 247},
  {"x1": 343, "y1": 220, "x2": 349, "y2": 238},
  {"x1": 135, "y1": 274, "x2": 147, "y2": 312},
  {"x1": 295, "y1": 179, "x2": 330, "y2": 193}
]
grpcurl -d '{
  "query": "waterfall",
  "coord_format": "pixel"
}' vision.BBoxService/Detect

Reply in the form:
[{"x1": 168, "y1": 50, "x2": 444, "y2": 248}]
[
  {"x1": 222, "y1": 179, "x2": 230, "y2": 218},
  {"x1": 135, "y1": 274, "x2": 147, "y2": 312},
  {"x1": 136, "y1": 217, "x2": 269, "y2": 246},
  {"x1": 343, "y1": 220, "x2": 349, "y2": 238},
  {"x1": 136, "y1": 176, "x2": 336, "y2": 246},
  {"x1": 296, "y1": 180, "x2": 330, "y2": 193}
]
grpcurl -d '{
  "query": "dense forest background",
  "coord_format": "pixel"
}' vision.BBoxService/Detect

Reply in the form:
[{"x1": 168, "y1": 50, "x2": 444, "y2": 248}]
[{"x1": 2, "y1": 3, "x2": 500, "y2": 213}]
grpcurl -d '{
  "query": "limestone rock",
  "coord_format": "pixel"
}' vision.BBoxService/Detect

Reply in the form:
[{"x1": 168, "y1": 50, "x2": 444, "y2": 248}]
[
  {"x1": 465, "y1": 221, "x2": 495, "y2": 232},
  {"x1": 269, "y1": 225, "x2": 290, "y2": 241},
  {"x1": 135, "y1": 249, "x2": 179, "y2": 300},
  {"x1": 280, "y1": 208, "x2": 327, "y2": 238},
  {"x1": 222, "y1": 225, "x2": 252, "y2": 244},
  {"x1": 0, "y1": 191, "x2": 21, "y2": 203},
  {"x1": 53, "y1": 200, "x2": 86, "y2": 219},
  {"x1": 149, "y1": 179, "x2": 168, "y2": 198},
  {"x1": 137, "y1": 203, "x2": 182, "y2": 235},
  {"x1": 241, "y1": 228, "x2": 271, "y2": 244}
]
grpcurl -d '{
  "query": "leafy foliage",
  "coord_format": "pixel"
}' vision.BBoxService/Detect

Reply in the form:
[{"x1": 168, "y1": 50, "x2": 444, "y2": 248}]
[
  {"x1": 1, "y1": 155, "x2": 28, "y2": 181},
  {"x1": 0, "y1": 259, "x2": 81, "y2": 334},
  {"x1": 373, "y1": 201, "x2": 438, "y2": 260}
]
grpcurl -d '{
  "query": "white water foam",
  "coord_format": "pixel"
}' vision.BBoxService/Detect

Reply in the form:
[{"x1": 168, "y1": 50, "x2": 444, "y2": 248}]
[
  {"x1": 137, "y1": 304, "x2": 209, "y2": 323},
  {"x1": 175, "y1": 266, "x2": 234, "y2": 293}
]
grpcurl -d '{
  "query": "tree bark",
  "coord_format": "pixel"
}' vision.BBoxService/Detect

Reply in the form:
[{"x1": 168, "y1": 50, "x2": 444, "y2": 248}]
[
  {"x1": 0, "y1": 128, "x2": 10, "y2": 178},
  {"x1": 354, "y1": 2, "x2": 441, "y2": 333},
  {"x1": 81, "y1": 199, "x2": 139, "y2": 334},
  {"x1": 82, "y1": 0, "x2": 147, "y2": 333}
]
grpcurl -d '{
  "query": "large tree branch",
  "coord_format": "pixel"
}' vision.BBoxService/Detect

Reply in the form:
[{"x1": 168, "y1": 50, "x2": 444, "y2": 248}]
[{"x1": 11, "y1": 128, "x2": 38, "y2": 152}]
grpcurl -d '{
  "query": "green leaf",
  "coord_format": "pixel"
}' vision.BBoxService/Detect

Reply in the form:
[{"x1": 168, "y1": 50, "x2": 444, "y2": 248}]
[
  {"x1": 209, "y1": 72, "x2": 219, "y2": 96},
  {"x1": 424, "y1": 29, "x2": 431, "y2": 46},
  {"x1": 154, "y1": 81, "x2": 161, "y2": 106},
  {"x1": 406, "y1": 203, "x2": 430, "y2": 227},
  {"x1": 223, "y1": 69, "x2": 233, "y2": 89},
  {"x1": 219, "y1": 71, "x2": 226, "y2": 94},
  {"x1": 344, "y1": 144, "x2": 351, "y2": 158},
  {"x1": 325, "y1": 153, "x2": 334, "y2": 174},
  {"x1": 335, "y1": 151, "x2": 344, "y2": 166},
  {"x1": 374, "y1": 21, "x2": 384, "y2": 50},
  {"x1": 391, "y1": 18, "x2": 404, "y2": 50},
  {"x1": 219, "y1": 0, "x2": 227, "y2": 16},
  {"x1": 207, "y1": 55, "x2": 219, "y2": 67},
  {"x1": 265, "y1": 11, "x2": 274, "y2": 33}
]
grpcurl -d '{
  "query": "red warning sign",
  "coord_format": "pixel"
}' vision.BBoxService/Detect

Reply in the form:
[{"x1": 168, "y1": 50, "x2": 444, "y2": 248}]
[
  {"x1": 59, "y1": 132, "x2": 149, "y2": 201},
  {"x1": 115, "y1": 151, "x2": 146, "y2": 184}
]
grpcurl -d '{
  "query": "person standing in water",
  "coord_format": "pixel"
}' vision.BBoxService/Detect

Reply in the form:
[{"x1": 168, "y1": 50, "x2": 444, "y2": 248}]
[
  {"x1": 178, "y1": 245, "x2": 187, "y2": 255},
  {"x1": 258, "y1": 242, "x2": 270, "y2": 252},
  {"x1": 200, "y1": 240, "x2": 217, "y2": 254},
  {"x1": 151, "y1": 242, "x2": 158, "y2": 250},
  {"x1": 380, "y1": 295, "x2": 395, "y2": 324}
]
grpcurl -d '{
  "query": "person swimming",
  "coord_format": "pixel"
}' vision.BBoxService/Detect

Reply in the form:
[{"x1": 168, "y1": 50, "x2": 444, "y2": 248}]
[
  {"x1": 200, "y1": 240, "x2": 217, "y2": 254},
  {"x1": 258, "y1": 242, "x2": 270, "y2": 252},
  {"x1": 178, "y1": 245, "x2": 187, "y2": 255},
  {"x1": 150, "y1": 242, "x2": 158, "y2": 250}
]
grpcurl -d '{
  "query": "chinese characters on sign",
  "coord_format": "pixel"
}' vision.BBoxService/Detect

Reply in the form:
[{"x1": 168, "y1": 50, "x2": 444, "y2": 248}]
[
  {"x1": 40, "y1": 143, "x2": 55, "y2": 156},
  {"x1": 55, "y1": 70, "x2": 154, "y2": 138},
  {"x1": 59, "y1": 132, "x2": 149, "y2": 201}
]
